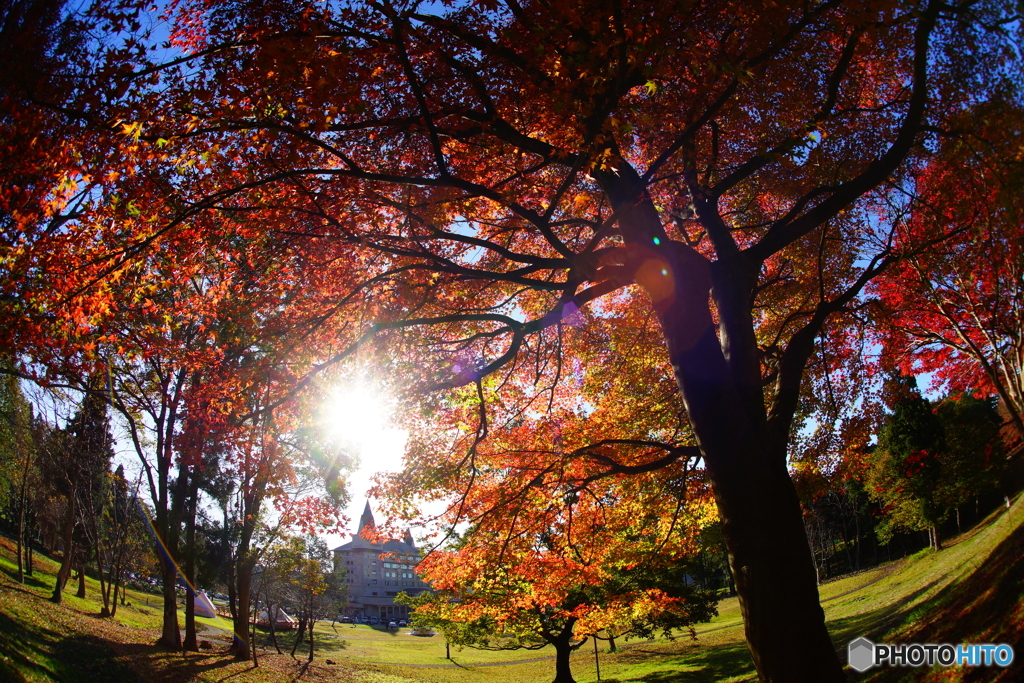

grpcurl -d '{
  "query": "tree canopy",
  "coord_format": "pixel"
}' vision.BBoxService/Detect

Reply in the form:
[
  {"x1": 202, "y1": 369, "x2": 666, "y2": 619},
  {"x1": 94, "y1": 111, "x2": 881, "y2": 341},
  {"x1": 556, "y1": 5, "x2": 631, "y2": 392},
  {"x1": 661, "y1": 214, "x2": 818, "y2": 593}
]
[{"x1": 2, "y1": 0, "x2": 1022, "y2": 680}]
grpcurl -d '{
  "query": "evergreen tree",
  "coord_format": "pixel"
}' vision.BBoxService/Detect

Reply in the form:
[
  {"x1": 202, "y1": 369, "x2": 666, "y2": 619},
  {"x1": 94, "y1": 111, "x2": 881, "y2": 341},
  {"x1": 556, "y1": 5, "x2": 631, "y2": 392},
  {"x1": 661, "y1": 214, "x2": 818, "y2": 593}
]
[
  {"x1": 934, "y1": 394, "x2": 1006, "y2": 531},
  {"x1": 869, "y1": 375, "x2": 947, "y2": 550},
  {"x1": 0, "y1": 367, "x2": 38, "y2": 582},
  {"x1": 42, "y1": 384, "x2": 114, "y2": 603}
]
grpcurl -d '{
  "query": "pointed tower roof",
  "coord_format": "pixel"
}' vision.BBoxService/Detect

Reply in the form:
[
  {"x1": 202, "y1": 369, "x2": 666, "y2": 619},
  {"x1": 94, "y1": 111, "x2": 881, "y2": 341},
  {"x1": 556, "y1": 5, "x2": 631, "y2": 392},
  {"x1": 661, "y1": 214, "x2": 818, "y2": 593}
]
[
  {"x1": 332, "y1": 501, "x2": 421, "y2": 554},
  {"x1": 357, "y1": 500, "x2": 376, "y2": 536}
]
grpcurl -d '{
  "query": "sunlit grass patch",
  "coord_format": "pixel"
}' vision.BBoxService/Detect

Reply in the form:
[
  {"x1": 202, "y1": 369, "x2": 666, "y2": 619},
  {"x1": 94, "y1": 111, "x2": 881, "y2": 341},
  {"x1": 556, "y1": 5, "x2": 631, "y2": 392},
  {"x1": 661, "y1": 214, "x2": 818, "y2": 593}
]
[{"x1": 1, "y1": 496, "x2": 1022, "y2": 683}]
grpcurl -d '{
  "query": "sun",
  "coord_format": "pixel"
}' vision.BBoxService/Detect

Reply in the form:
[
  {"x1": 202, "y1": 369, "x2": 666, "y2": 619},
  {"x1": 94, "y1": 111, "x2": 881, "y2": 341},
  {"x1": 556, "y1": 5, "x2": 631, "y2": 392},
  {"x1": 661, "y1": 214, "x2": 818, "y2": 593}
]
[
  {"x1": 323, "y1": 383, "x2": 398, "y2": 452},
  {"x1": 325, "y1": 386, "x2": 384, "y2": 447},
  {"x1": 321, "y1": 381, "x2": 408, "y2": 512}
]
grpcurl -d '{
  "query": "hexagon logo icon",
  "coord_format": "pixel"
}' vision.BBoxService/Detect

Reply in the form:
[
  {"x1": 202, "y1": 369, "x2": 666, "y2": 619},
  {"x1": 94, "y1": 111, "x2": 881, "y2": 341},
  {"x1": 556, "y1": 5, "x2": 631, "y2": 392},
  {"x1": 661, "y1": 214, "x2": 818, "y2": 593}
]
[{"x1": 848, "y1": 637, "x2": 875, "y2": 672}]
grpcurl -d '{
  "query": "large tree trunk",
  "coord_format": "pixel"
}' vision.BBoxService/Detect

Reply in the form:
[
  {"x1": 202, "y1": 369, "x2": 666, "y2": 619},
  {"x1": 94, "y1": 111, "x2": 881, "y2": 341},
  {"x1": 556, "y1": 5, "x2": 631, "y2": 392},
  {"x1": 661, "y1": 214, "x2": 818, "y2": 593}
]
[
  {"x1": 227, "y1": 558, "x2": 237, "y2": 623},
  {"x1": 232, "y1": 559, "x2": 254, "y2": 660},
  {"x1": 250, "y1": 590, "x2": 260, "y2": 666},
  {"x1": 107, "y1": 518, "x2": 127, "y2": 618},
  {"x1": 231, "y1": 461, "x2": 270, "y2": 661},
  {"x1": 183, "y1": 473, "x2": 199, "y2": 652},
  {"x1": 153, "y1": 469, "x2": 183, "y2": 648},
  {"x1": 550, "y1": 637, "x2": 576, "y2": 683},
  {"x1": 268, "y1": 598, "x2": 282, "y2": 654},
  {"x1": 156, "y1": 439, "x2": 190, "y2": 650},
  {"x1": 308, "y1": 614, "x2": 316, "y2": 662},
  {"x1": 183, "y1": 590, "x2": 197, "y2": 651},
  {"x1": 600, "y1": 173, "x2": 844, "y2": 681},
  {"x1": 658, "y1": 260, "x2": 844, "y2": 682},
  {"x1": 51, "y1": 496, "x2": 76, "y2": 604},
  {"x1": 76, "y1": 557, "x2": 87, "y2": 598},
  {"x1": 291, "y1": 616, "x2": 308, "y2": 657},
  {"x1": 540, "y1": 619, "x2": 579, "y2": 683},
  {"x1": 89, "y1": 495, "x2": 111, "y2": 617},
  {"x1": 709, "y1": 438, "x2": 839, "y2": 681},
  {"x1": 110, "y1": 574, "x2": 121, "y2": 618},
  {"x1": 16, "y1": 446, "x2": 34, "y2": 584},
  {"x1": 158, "y1": 555, "x2": 182, "y2": 650}
]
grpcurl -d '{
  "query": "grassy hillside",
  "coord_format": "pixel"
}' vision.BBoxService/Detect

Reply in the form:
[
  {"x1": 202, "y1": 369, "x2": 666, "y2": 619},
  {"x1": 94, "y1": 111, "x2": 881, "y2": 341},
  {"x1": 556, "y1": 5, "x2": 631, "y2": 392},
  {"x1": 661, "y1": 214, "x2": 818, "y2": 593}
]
[{"x1": 1, "y1": 494, "x2": 1021, "y2": 683}]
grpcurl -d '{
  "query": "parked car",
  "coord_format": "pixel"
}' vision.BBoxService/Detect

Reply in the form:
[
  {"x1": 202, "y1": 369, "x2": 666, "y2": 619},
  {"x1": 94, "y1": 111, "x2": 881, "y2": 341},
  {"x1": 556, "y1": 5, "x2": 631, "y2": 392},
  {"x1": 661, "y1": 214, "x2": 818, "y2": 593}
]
[
  {"x1": 339, "y1": 616, "x2": 352, "y2": 623},
  {"x1": 398, "y1": 620, "x2": 407, "y2": 627},
  {"x1": 388, "y1": 621, "x2": 398, "y2": 629}
]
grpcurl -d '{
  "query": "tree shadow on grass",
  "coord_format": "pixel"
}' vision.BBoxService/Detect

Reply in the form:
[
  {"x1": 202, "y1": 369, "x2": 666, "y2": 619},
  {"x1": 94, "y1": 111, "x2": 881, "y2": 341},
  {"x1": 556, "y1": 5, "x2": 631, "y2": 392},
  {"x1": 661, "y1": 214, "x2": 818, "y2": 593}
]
[
  {"x1": 0, "y1": 566, "x2": 52, "y2": 592},
  {"x1": 371, "y1": 625, "x2": 403, "y2": 638},
  {"x1": 103, "y1": 640, "x2": 248, "y2": 683},
  {"x1": 601, "y1": 578, "x2": 944, "y2": 683},
  {"x1": 853, "y1": 510, "x2": 1024, "y2": 683},
  {"x1": 52, "y1": 635, "x2": 146, "y2": 683},
  {"x1": 254, "y1": 626, "x2": 349, "y2": 655},
  {"x1": 827, "y1": 579, "x2": 944, "y2": 648},
  {"x1": 0, "y1": 608, "x2": 145, "y2": 683},
  {"x1": 323, "y1": 637, "x2": 349, "y2": 649},
  {"x1": 600, "y1": 640, "x2": 756, "y2": 683},
  {"x1": 0, "y1": 609, "x2": 63, "y2": 683}
]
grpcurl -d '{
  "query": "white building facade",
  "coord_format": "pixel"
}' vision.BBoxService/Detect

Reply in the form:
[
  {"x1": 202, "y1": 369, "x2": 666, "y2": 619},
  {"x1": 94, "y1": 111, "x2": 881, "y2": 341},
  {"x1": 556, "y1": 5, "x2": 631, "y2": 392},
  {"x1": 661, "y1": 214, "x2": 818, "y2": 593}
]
[{"x1": 332, "y1": 501, "x2": 429, "y2": 621}]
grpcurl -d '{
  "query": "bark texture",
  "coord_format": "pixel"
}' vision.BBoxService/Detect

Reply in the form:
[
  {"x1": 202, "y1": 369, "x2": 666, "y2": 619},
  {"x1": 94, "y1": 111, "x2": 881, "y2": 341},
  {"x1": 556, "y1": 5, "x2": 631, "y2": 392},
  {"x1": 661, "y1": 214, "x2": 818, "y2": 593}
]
[{"x1": 598, "y1": 169, "x2": 846, "y2": 682}]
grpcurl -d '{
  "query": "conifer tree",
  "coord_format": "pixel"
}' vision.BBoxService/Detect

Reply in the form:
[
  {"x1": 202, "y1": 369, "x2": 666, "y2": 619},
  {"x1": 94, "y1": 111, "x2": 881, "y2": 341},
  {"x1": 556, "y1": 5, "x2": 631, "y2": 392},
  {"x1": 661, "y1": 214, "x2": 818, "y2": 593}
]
[
  {"x1": 870, "y1": 375, "x2": 946, "y2": 550},
  {"x1": 44, "y1": 384, "x2": 114, "y2": 603}
]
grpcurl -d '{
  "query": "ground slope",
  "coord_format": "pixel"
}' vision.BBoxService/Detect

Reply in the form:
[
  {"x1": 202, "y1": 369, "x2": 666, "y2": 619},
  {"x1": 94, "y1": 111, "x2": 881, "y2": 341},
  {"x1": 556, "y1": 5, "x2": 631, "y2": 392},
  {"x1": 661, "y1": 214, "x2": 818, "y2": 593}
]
[{"x1": 0, "y1": 493, "x2": 1021, "y2": 683}]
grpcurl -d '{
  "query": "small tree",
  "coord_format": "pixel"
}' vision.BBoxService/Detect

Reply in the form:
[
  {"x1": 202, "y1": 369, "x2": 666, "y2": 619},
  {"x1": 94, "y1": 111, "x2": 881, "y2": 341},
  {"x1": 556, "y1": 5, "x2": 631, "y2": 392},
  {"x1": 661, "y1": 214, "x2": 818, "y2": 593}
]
[
  {"x1": 275, "y1": 534, "x2": 343, "y2": 662},
  {"x1": 98, "y1": 466, "x2": 152, "y2": 617},
  {"x1": 868, "y1": 378, "x2": 1008, "y2": 550}
]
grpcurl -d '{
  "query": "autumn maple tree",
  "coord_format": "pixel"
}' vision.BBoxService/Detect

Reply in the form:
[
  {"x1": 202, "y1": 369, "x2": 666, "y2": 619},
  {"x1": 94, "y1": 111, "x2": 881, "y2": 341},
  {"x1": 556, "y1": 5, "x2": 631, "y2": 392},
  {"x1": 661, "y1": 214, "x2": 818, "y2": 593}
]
[
  {"x1": 870, "y1": 96, "x2": 1024, "y2": 443},
  {"x1": 404, "y1": 468, "x2": 718, "y2": 683},
  {"x1": 3, "y1": 142, "x2": 352, "y2": 655},
  {"x1": 4, "y1": 0, "x2": 1022, "y2": 680}
]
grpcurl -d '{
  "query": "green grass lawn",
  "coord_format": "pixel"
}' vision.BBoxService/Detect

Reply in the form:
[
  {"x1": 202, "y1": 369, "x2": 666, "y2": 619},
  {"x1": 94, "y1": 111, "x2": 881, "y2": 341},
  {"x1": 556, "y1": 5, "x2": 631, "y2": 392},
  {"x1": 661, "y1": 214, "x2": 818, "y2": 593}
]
[
  {"x1": 0, "y1": 546, "x2": 147, "y2": 682},
  {"x1": 2, "y1": 495, "x2": 1022, "y2": 683}
]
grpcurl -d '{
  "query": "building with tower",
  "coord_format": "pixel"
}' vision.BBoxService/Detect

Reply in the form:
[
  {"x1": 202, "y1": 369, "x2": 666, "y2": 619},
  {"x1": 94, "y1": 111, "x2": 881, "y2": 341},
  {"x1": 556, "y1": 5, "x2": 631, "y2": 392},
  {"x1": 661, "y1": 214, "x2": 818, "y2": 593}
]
[{"x1": 332, "y1": 501, "x2": 429, "y2": 622}]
